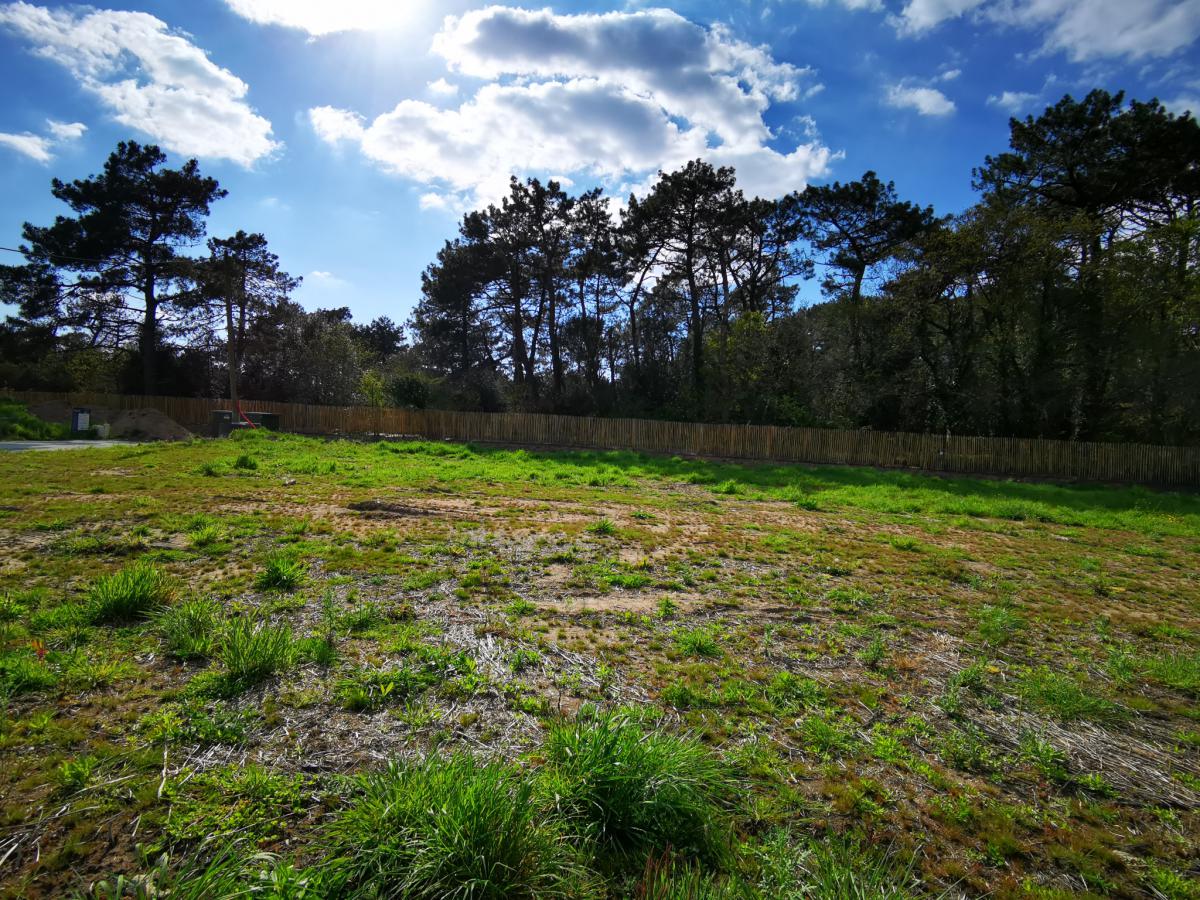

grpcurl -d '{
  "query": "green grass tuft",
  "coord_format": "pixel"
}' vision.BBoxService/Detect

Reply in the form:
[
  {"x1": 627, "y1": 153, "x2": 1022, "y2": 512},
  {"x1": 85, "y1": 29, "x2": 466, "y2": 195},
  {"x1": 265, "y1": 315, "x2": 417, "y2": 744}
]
[
  {"x1": 329, "y1": 753, "x2": 581, "y2": 898},
  {"x1": 255, "y1": 552, "x2": 306, "y2": 592},
  {"x1": 543, "y1": 710, "x2": 736, "y2": 867},
  {"x1": 87, "y1": 561, "x2": 174, "y2": 623}
]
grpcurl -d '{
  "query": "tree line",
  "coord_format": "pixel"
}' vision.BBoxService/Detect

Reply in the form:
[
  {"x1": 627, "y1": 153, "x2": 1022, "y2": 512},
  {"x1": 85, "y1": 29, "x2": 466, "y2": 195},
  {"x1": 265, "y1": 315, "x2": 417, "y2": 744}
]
[{"x1": 2, "y1": 90, "x2": 1197, "y2": 444}]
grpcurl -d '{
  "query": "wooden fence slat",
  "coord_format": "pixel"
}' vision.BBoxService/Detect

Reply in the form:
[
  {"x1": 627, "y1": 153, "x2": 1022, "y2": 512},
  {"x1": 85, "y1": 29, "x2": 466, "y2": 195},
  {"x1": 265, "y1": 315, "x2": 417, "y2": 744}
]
[{"x1": 8, "y1": 389, "x2": 1199, "y2": 487}]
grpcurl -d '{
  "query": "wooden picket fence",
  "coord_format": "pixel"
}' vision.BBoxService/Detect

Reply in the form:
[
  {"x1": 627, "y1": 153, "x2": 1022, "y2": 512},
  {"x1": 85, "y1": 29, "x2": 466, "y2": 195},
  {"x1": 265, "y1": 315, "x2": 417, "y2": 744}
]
[{"x1": 9, "y1": 389, "x2": 1200, "y2": 487}]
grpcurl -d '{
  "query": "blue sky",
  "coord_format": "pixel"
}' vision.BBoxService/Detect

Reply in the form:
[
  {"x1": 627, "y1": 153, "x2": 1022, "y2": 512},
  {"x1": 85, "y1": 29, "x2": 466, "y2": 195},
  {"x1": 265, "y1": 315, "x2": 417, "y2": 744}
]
[{"x1": 1, "y1": 0, "x2": 1197, "y2": 323}]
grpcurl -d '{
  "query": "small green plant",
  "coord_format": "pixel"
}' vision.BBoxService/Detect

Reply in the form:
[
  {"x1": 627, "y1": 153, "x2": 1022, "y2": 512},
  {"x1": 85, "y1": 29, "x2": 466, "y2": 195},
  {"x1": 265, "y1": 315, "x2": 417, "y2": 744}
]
[
  {"x1": 329, "y1": 754, "x2": 580, "y2": 897},
  {"x1": 55, "y1": 754, "x2": 98, "y2": 795},
  {"x1": 220, "y1": 619, "x2": 296, "y2": 688},
  {"x1": 506, "y1": 598, "x2": 536, "y2": 617},
  {"x1": 255, "y1": 552, "x2": 306, "y2": 592},
  {"x1": 657, "y1": 597, "x2": 678, "y2": 619},
  {"x1": 587, "y1": 518, "x2": 617, "y2": 536},
  {"x1": 858, "y1": 634, "x2": 887, "y2": 669},
  {"x1": 1018, "y1": 731, "x2": 1070, "y2": 782},
  {"x1": 975, "y1": 603, "x2": 1024, "y2": 647},
  {"x1": 1017, "y1": 667, "x2": 1120, "y2": 721},
  {"x1": 543, "y1": 710, "x2": 736, "y2": 866},
  {"x1": 233, "y1": 453, "x2": 258, "y2": 471},
  {"x1": 87, "y1": 562, "x2": 174, "y2": 623},
  {"x1": 188, "y1": 523, "x2": 225, "y2": 550},
  {"x1": 674, "y1": 625, "x2": 722, "y2": 659},
  {"x1": 509, "y1": 647, "x2": 541, "y2": 674},
  {"x1": 157, "y1": 598, "x2": 221, "y2": 659}
]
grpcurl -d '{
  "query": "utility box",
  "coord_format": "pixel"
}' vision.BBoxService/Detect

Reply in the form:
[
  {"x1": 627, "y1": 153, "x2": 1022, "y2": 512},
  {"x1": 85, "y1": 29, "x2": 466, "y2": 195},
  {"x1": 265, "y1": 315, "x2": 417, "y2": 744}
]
[
  {"x1": 245, "y1": 412, "x2": 281, "y2": 431},
  {"x1": 71, "y1": 408, "x2": 91, "y2": 435},
  {"x1": 210, "y1": 410, "x2": 234, "y2": 438}
]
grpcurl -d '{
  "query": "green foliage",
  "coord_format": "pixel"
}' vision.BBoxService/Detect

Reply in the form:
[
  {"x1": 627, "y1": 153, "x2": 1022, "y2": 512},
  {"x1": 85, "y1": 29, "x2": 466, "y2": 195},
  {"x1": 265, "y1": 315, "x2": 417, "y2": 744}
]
[
  {"x1": 754, "y1": 829, "x2": 916, "y2": 899},
  {"x1": 86, "y1": 561, "x2": 174, "y2": 623},
  {"x1": 220, "y1": 618, "x2": 296, "y2": 688},
  {"x1": 673, "y1": 626, "x2": 722, "y2": 659},
  {"x1": 329, "y1": 753, "x2": 580, "y2": 898},
  {"x1": 975, "y1": 604, "x2": 1024, "y2": 647},
  {"x1": 233, "y1": 453, "x2": 258, "y2": 471},
  {"x1": 139, "y1": 699, "x2": 251, "y2": 746},
  {"x1": 0, "y1": 398, "x2": 69, "y2": 440},
  {"x1": 543, "y1": 710, "x2": 736, "y2": 866},
  {"x1": 156, "y1": 598, "x2": 221, "y2": 659},
  {"x1": 255, "y1": 551, "x2": 306, "y2": 591},
  {"x1": 587, "y1": 519, "x2": 617, "y2": 536},
  {"x1": 1144, "y1": 652, "x2": 1200, "y2": 697},
  {"x1": 1016, "y1": 667, "x2": 1120, "y2": 721}
]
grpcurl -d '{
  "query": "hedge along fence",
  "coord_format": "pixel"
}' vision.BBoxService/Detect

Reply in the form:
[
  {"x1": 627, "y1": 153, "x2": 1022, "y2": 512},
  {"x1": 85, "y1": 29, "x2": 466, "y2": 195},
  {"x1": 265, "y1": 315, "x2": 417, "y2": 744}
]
[{"x1": 9, "y1": 389, "x2": 1200, "y2": 487}]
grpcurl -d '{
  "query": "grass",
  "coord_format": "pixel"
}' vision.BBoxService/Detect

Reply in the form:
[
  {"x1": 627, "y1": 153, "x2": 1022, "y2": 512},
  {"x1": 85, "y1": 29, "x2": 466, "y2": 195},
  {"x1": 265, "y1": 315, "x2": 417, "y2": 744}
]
[
  {"x1": 543, "y1": 711, "x2": 736, "y2": 866},
  {"x1": 1, "y1": 431, "x2": 1198, "y2": 898},
  {"x1": 219, "y1": 618, "x2": 296, "y2": 688},
  {"x1": 156, "y1": 598, "x2": 222, "y2": 659},
  {"x1": 330, "y1": 753, "x2": 581, "y2": 898},
  {"x1": 86, "y1": 561, "x2": 174, "y2": 623},
  {"x1": 255, "y1": 551, "x2": 306, "y2": 591}
]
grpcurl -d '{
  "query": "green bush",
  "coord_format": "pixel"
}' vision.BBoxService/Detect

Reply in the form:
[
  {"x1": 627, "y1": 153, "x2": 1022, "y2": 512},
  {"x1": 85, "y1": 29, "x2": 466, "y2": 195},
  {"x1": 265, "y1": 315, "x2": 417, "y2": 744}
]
[
  {"x1": 543, "y1": 711, "x2": 736, "y2": 867},
  {"x1": 87, "y1": 562, "x2": 174, "y2": 623},
  {"x1": 329, "y1": 753, "x2": 581, "y2": 898},
  {"x1": 0, "y1": 398, "x2": 69, "y2": 440}
]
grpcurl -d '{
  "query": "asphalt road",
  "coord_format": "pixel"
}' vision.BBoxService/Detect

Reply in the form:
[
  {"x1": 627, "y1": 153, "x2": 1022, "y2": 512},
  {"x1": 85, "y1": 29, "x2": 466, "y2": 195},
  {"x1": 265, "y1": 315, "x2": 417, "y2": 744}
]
[{"x1": 0, "y1": 440, "x2": 135, "y2": 452}]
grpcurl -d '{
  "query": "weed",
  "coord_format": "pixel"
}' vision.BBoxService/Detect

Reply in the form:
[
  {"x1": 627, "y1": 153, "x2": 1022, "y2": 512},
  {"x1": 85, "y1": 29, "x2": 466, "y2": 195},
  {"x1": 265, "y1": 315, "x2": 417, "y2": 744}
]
[
  {"x1": 54, "y1": 754, "x2": 98, "y2": 795},
  {"x1": 330, "y1": 754, "x2": 580, "y2": 897},
  {"x1": 975, "y1": 603, "x2": 1024, "y2": 647},
  {"x1": 544, "y1": 710, "x2": 736, "y2": 866},
  {"x1": 1144, "y1": 652, "x2": 1200, "y2": 697},
  {"x1": 233, "y1": 453, "x2": 258, "y2": 471},
  {"x1": 87, "y1": 561, "x2": 174, "y2": 623},
  {"x1": 1017, "y1": 667, "x2": 1120, "y2": 721},
  {"x1": 156, "y1": 598, "x2": 221, "y2": 659},
  {"x1": 673, "y1": 626, "x2": 722, "y2": 659},
  {"x1": 255, "y1": 552, "x2": 306, "y2": 592},
  {"x1": 220, "y1": 619, "x2": 296, "y2": 688},
  {"x1": 587, "y1": 519, "x2": 617, "y2": 536}
]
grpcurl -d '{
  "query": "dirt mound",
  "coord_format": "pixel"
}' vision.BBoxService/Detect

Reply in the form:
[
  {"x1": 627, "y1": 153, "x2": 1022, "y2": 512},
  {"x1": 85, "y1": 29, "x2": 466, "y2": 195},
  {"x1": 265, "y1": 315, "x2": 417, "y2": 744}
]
[{"x1": 26, "y1": 401, "x2": 192, "y2": 441}]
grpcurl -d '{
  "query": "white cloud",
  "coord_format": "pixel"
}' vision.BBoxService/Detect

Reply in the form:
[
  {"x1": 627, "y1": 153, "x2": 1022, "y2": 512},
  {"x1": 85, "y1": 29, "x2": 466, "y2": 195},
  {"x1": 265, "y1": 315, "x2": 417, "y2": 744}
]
[
  {"x1": 802, "y1": 0, "x2": 885, "y2": 12},
  {"x1": 885, "y1": 84, "x2": 957, "y2": 116},
  {"x1": 937, "y1": 68, "x2": 961, "y2": 81},
  {"x1": 890, "y1": 0, "x2": 986, "y2": 35},
  {"x1": 0, "y1": 131, "x2": 52, "y2": 162},
  {"x1": 986, "y1": 0, "x2": 1200, "y2": 61},
  {"x1": 223, "y1": 1, "x2": 413, "y2": 36},
  {"x1": 1165, "y1": 94, "x2": 1199, "y2": 116},
  {"x1": 314, "y1": 7, "x2": 834, "y2": 209},
  {"x1": 0, "y1": 1, "x2": 278, "y2": 166},
  {"x1": 986, "y1": 89, "x2": 1039, "y2": 112},
  {"x1": 306, "y1": 269, "x2": 349, "y2": 287},
  {"x1": 0, "y1": 116, "x2": 86, "y2": 162},
  {"x1": 426, "y1": 77, "x2": 459, "y2": 97},
  {"x1": 889, "y1": 0, "x2": 1200, "y2": 62},
  {"x1": 46, "y1": 119, "x2": 86, "y2": 140}
]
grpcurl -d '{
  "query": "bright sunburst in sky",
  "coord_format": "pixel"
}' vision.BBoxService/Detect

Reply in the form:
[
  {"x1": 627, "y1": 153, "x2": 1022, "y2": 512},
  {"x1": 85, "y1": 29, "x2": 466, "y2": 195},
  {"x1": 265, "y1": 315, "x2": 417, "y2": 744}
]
[{"x1": 2, "y1": 0, "x2": 1198, "y2": 321}]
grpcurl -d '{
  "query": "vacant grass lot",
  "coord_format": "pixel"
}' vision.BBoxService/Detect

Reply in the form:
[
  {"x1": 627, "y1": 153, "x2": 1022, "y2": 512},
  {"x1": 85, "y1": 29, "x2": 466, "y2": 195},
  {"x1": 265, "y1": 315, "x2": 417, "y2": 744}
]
[{"x1": 0, "y1": 431, "x2": 1198, "y2": 898}]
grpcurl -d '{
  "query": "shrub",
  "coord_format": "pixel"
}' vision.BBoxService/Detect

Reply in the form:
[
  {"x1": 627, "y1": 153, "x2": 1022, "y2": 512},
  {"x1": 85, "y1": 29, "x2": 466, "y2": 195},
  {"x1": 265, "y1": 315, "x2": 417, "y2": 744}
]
[
  {"x1": 157, "y1": 598, "x2": 222, "y2": 659},
  {"x1": 543, "y1": 711, "x2": 736, "y2": 867},
  {"x1": 87, "y1": 562, "x2": 174, "y2": 623},
  {"x1": 0, "y1": 398, "x2": 69, "y2": 440},
  {"x1": 329, "y1": 754, "x2": 580, "y2": 898},
  {"x1": 220, "y1": 619, "x2": 296, "y2": 687},
  {"x1": 255, "y1": 552, "x2": 306, "y2": 592}
]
